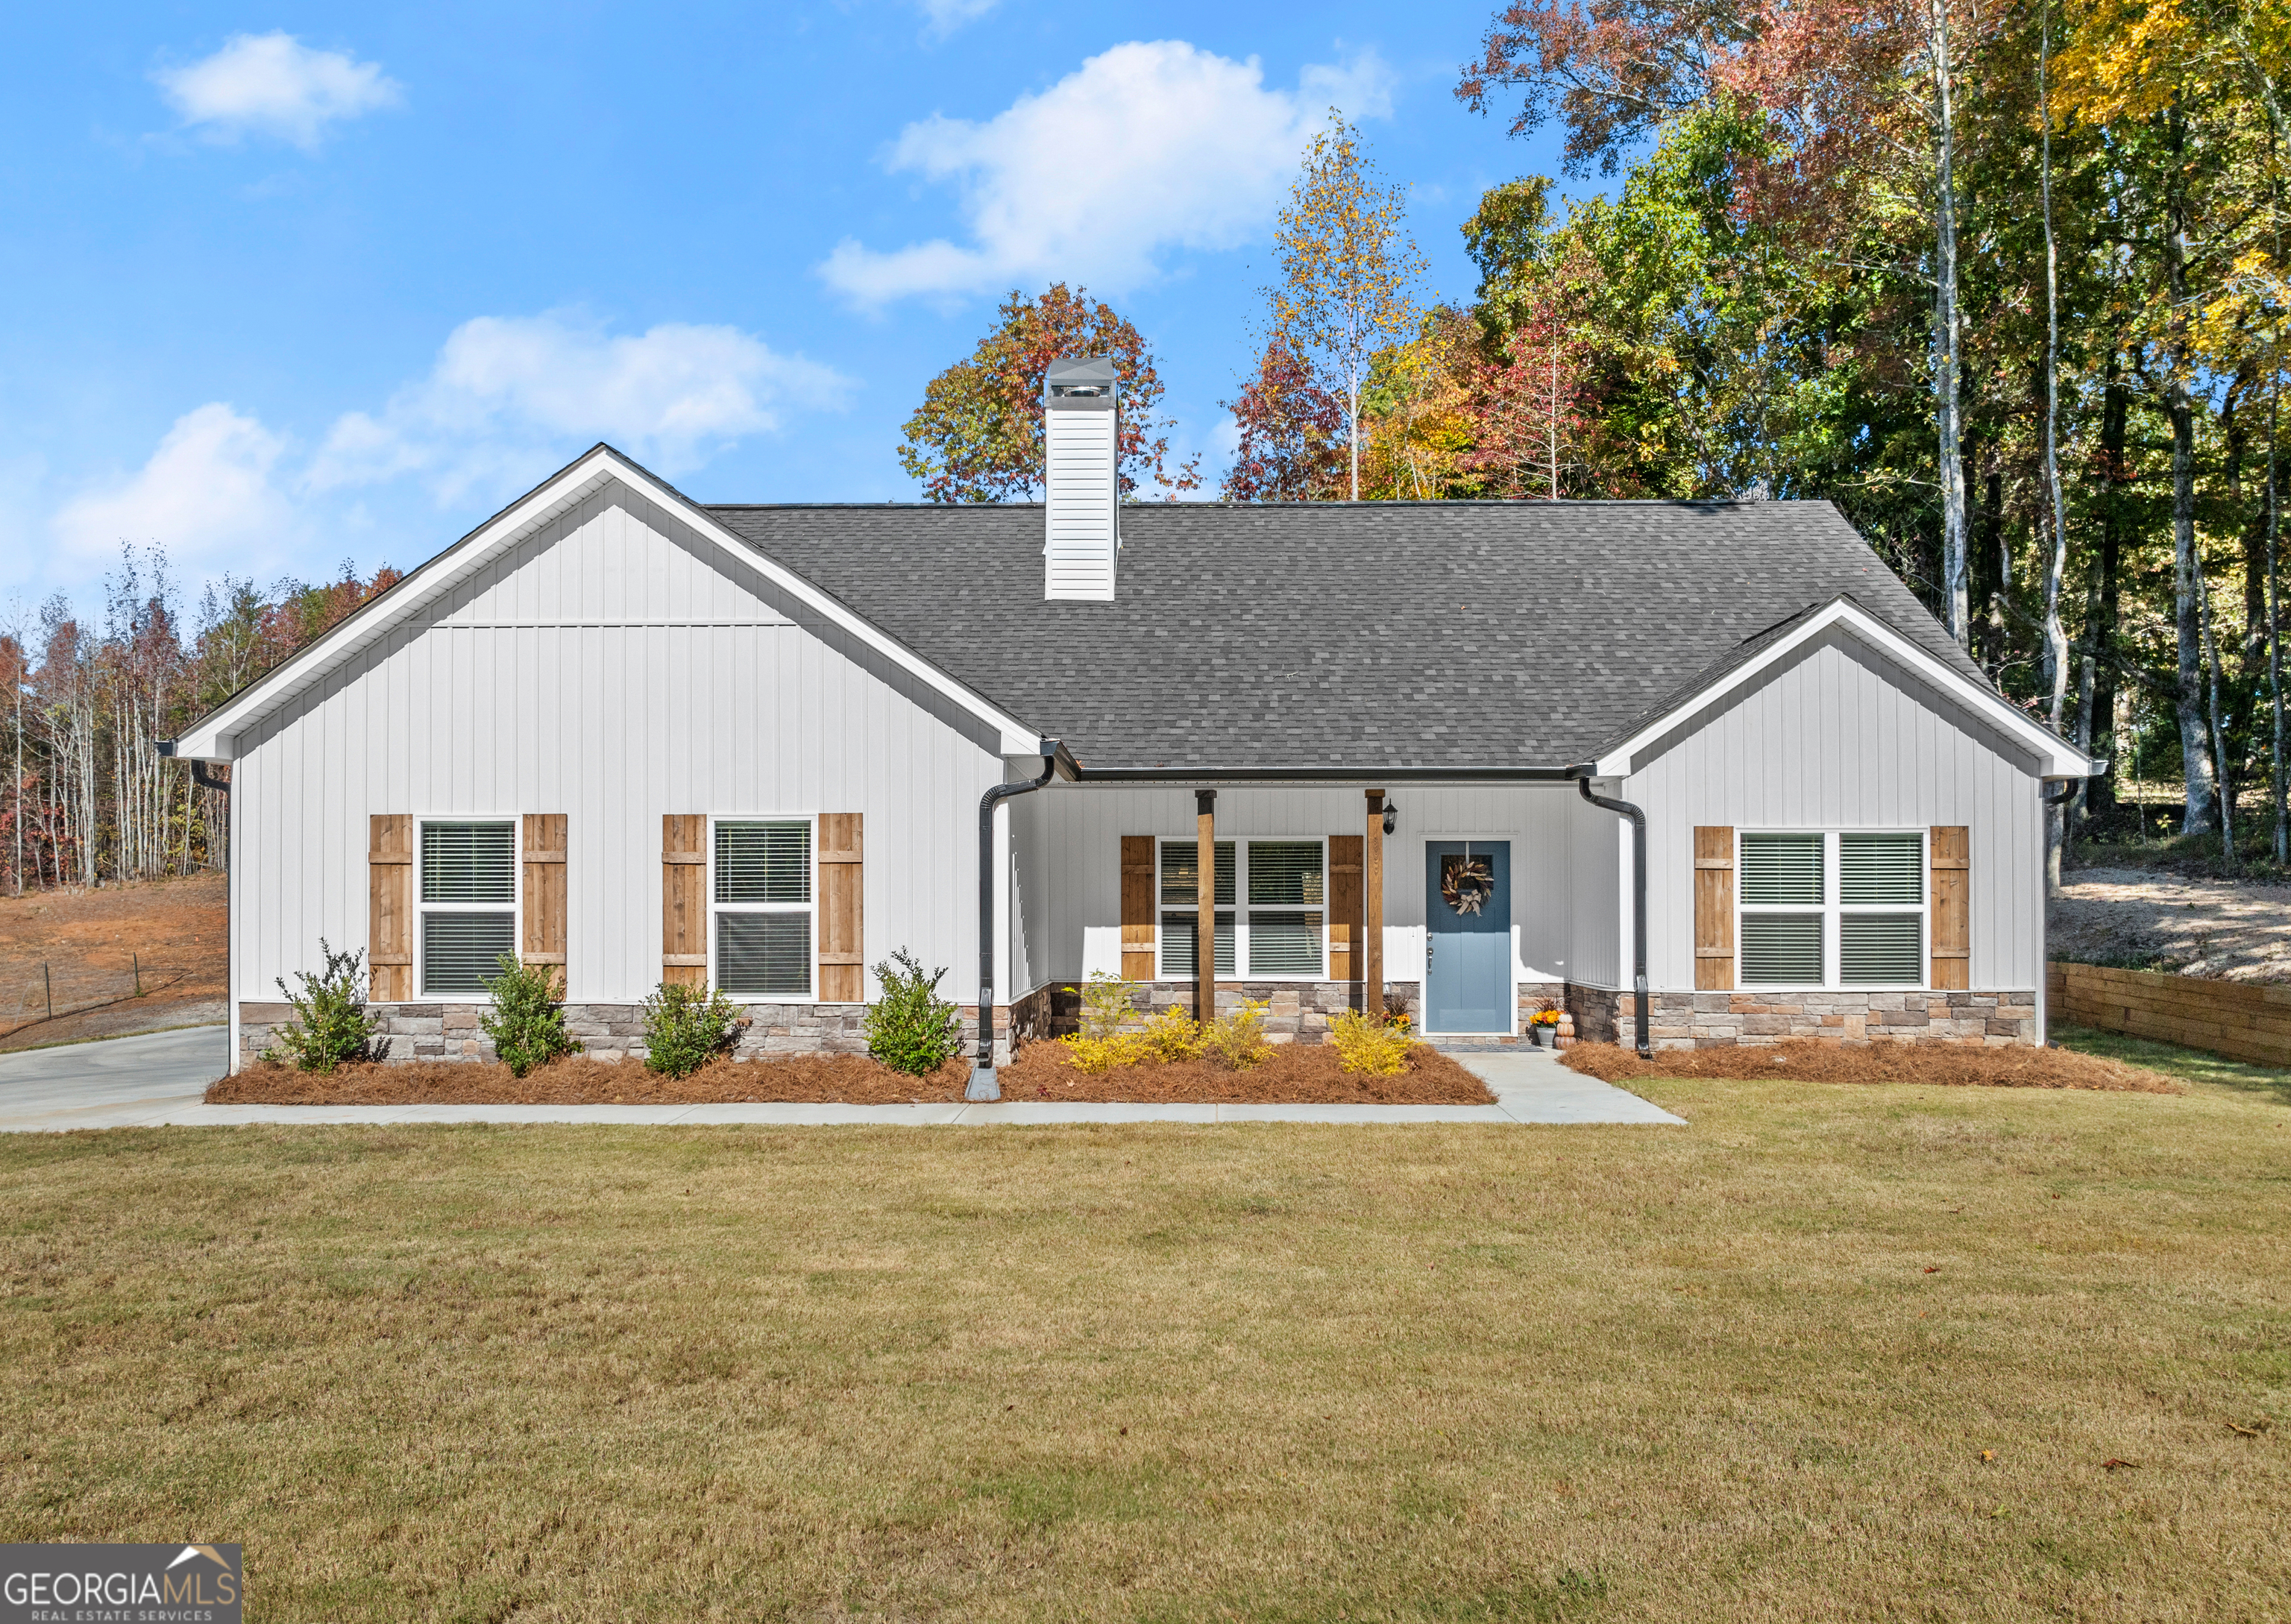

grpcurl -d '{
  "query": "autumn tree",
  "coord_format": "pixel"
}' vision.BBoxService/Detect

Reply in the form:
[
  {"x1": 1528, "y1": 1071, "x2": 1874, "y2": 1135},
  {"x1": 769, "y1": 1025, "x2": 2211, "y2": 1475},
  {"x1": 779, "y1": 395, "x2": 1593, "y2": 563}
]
[
  {"x1": 899, "y1": 284, "x2": 1195, "y2": 502},
  {"x1": 1260, "y1": 115, "x2": 1428, "y2": 500},
  {"x1": 1221, "y1": 338, "x2": 1348, "y2": 500}
]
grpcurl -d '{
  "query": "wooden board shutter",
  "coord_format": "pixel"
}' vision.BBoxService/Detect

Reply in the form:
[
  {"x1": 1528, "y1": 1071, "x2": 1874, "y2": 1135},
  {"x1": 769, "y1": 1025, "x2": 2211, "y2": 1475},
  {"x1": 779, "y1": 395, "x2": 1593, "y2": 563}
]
[
  {"x1": 1930, "y1": 825, "x2": 1970, "y2": 989},
  {"x1": 818, "y1": 813, "x2": 864, "y2": 1002},
  {"x1": 1693, "y1": 826, "x2": 1735, "y2": 990},
  {"x1": 368, "y1": 813, "x2": 414, "y2": 1002},
  {"x1": 662, "y1": 814, "x2": 708, "y2": 987},
  {"x1": 1119, "y1": 836, "x2": 1156, "y2": 981},
  {"x1": 1328, "y1": 834, "x2": 1364, "y2": 985},
  {"x1": 522, "y1": 814, "x2": 568, "y2": 976}
]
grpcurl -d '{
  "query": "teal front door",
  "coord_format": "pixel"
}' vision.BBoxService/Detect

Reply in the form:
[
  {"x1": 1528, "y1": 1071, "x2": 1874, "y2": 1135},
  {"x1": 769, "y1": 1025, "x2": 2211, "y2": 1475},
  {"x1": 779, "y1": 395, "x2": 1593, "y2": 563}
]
[{"x1": 1424, "y1": 842, "x2": 1512, "y2": 1033}]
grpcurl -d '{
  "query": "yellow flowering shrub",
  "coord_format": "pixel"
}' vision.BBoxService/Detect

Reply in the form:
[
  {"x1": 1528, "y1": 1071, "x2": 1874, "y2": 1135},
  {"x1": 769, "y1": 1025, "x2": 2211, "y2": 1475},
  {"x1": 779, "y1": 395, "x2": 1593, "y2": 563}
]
[
  {"x1": 1328, "y1": 1008, "x2": 1416, "y2": 1076},
  {"x1": 1203, "y1": 998, "x2": 1273, "y2": 1070},
  {"x1": 1140, "y1": 1005, "x2": 1204, "y2": 1061}
]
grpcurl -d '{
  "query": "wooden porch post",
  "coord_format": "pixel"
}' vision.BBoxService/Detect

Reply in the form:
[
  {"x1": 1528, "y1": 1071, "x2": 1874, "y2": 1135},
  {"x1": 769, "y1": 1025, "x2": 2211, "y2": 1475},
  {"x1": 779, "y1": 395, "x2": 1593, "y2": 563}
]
[
  {"x1": 1364, "y1": 790, "x2": 1385, "y2": 1018},
  {"x1": 1195, "y1": 790, "x2": 1217, "y2": 1022}
]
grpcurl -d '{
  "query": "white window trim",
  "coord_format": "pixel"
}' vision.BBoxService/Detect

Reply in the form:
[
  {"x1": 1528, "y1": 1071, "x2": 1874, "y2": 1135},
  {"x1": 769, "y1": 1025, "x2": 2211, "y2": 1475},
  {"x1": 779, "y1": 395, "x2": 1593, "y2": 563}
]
[
  {"x1": 415, "y1": 814, "x2": 521, "y2": 1003},
  {"x1": 708, "y1": 813, "x2": 819, "y2": 1004},
  {"x1": 1153, "y1": 837, "x2": 1329, "y2": 981},
  {"x1": 1736, "y1": 828, "x2": 1929, "y2": 992}
]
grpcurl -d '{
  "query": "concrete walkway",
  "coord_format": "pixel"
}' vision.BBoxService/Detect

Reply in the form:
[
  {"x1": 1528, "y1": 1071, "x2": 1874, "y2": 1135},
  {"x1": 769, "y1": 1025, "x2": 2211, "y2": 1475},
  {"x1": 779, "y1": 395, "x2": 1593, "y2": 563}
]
[{"x1": 0, "y1": 1028, "x2": 1684, "y2": 1132}]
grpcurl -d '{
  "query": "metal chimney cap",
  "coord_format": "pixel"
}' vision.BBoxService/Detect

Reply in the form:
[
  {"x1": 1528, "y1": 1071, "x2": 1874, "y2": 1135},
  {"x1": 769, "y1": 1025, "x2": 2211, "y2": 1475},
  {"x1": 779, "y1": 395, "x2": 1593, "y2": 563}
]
[{"x1": 1044, "y1": 355, "x2": 1119, "y2": 400}]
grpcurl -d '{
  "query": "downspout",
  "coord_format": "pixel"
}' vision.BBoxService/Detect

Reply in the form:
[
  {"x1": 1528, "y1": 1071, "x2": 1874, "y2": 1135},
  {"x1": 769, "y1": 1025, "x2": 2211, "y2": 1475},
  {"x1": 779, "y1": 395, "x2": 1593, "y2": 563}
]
[
  {"x1": 971, "y1": 743, "x2": 1062, "y2": 1101},
  {"x1": 1571, "y1": 769, "x2": 1652, "y2": 1060}
]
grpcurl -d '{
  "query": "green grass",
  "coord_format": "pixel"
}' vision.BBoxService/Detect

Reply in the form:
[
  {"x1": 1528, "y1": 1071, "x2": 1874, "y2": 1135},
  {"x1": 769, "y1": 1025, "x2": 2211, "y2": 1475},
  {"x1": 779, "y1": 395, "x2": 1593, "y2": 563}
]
[
  {"x1": 2054, "y1": 1021, "x2": 2291, "y2": 1107},
  {"x1": 2, "y1": 1063, "x2": 2287, "y2": 1620}
]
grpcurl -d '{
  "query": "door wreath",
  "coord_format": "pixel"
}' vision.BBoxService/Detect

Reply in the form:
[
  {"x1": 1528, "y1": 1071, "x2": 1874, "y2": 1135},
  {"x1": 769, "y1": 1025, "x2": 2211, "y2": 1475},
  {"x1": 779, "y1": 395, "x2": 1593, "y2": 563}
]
[{"x1": 1441, "y1": 855, "x2": 1496, "y2": 916}]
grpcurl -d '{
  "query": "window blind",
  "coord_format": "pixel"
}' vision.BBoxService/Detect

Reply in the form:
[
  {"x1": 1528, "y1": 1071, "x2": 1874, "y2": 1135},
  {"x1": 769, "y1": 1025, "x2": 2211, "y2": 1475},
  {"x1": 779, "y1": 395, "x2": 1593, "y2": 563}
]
[
  {"x1": 1248, "y1": 911, "x2": 1324, "y2": 976},
  {"x1": 1739, "y1": 832, "x2": 1823, "y2": 904},
  {"x1": 1159, "y1": 911, "x2": 1234, "y2": 977},
  {"x1": 1740, "y1": 913, "x2": 1823, "y2": 985},
  {"x1": 423, "y1": 822, "x2": 515, "y2": 903},
  {"x1": 422, "y1": 912, "x2": 515, "y2": 994},
  {"x1": 1841, "y1": 914, "x2": 1923, "y2": 983},
  {"x1": 1841, "y1": 832, "x2": 1923, "y2": 904},
  {"x1": 716, "y1": 820, "x2": 811, "y2": 904},
  {"x1": 1160, "y1": 840, "x2": 1234, "y2": 906},
  {"x1": 717, "y1": 912, "x2": 811, "y2": 998},
  {"x1": 1246, "y1": 841, "x2": 1324, "y2": 906}
]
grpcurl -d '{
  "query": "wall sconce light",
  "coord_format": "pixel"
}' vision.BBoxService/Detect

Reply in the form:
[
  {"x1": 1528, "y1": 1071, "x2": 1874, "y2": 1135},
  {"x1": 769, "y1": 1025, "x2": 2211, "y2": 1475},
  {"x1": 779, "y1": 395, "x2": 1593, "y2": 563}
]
[{"x1": 1383, "y1": 800, "x2": 1398, "y2": 836}]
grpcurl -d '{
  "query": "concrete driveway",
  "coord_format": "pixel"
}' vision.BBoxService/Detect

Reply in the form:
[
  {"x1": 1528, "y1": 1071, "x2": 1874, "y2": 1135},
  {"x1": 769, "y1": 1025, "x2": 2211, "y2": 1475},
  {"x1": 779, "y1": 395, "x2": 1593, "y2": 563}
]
[
  {"x1": 0, "y1": 1027, "x2": 1684, "y2": 1130},
  {"x1": 0, "y1": 1025, "x2": 226, "y2": 1132}
]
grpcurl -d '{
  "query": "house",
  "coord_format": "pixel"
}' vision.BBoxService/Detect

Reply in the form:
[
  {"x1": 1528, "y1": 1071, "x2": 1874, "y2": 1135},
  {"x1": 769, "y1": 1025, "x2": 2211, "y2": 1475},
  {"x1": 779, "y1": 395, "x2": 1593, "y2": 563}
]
[{"x1": 168, "y1": 361, "x2": 2099, "y2": 1092}]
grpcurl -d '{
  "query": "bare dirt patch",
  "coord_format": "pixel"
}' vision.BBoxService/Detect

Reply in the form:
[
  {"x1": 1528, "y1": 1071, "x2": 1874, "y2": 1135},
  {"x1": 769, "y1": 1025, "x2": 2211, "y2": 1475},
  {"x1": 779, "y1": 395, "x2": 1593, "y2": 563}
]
[
  {"x1": 2049, "y1": 864, "x2": 2291, "y2": 983},
  {"x1": 210, "y1": 1051, "x2": 975, "y2": 1104},
  {"x1": 0, "y1": 873, "x2": 227, "y2": 1050},
  {"x1": 997, "y1": 1040, "x2": 1494, "y2": 1104},
  {"x1": 1561, "y1": 1036, "x2": 2178, "y2": 1093}
]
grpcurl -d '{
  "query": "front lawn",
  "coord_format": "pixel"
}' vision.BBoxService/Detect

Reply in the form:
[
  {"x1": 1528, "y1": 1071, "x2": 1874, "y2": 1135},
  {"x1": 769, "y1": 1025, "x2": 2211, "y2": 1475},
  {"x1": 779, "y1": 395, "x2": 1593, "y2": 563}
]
[{"x1": 2, "y1": 1057, "x2": 2286, "y2": 1620}]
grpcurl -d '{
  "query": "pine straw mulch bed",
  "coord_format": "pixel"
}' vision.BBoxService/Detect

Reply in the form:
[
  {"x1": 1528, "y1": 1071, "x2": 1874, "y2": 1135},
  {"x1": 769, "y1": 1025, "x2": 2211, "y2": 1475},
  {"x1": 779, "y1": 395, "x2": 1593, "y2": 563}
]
[
  {"x1": 1559, "y1": 1038, "x2": 2181, "y2": 1094},
  {"x1": 207, "y1": 1053, "x2": 975, "y2": 1105},
  {"x1": 994, "y1": 1041, "x2": 1495, "y2": 1104}
]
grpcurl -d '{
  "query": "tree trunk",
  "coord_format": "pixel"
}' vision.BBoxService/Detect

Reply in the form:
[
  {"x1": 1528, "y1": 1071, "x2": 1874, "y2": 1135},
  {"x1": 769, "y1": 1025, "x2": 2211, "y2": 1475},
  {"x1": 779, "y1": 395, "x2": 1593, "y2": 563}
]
[
  {"x1": 1930, "y1": 0, "x2": 1970, "y2": 647},
  {"x1": 2164, "y1": 107, "x2": 2217, "y2": 836},
  {"x1": 2086, "y1": 365, "x2": 2129, "y2": 822}
]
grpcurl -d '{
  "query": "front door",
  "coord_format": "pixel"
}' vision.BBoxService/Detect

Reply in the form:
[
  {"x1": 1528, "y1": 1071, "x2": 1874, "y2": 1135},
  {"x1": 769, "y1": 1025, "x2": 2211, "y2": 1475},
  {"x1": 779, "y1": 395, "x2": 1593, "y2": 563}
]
[{"x1": 1424, "y1": 841, "x2": 1512, "y2": 1033}]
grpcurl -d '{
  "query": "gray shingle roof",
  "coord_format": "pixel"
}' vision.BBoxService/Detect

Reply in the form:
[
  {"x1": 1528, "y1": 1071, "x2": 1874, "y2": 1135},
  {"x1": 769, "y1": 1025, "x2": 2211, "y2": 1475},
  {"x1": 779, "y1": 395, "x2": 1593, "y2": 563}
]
[{"x1": 708, "y1": 499, "x2": 1984, "y2": 773}]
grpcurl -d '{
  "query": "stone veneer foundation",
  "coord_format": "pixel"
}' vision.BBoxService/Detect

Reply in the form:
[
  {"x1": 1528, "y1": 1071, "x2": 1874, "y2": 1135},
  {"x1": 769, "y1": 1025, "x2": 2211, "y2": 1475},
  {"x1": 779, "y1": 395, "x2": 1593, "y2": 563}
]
[
  {"x1": 240, "y1": 979, "x2": 2028, "y2": 1069},
  {"x1": 1564, "y1": 986, "x2": 2039, "y2": 1048}
]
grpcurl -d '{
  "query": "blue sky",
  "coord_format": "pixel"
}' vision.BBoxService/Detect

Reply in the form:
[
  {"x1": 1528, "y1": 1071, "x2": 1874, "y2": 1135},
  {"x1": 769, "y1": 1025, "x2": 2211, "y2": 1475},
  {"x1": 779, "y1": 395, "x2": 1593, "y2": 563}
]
[{"x1": 1, "y1": 1, "x2": 1581, "y2": 622}]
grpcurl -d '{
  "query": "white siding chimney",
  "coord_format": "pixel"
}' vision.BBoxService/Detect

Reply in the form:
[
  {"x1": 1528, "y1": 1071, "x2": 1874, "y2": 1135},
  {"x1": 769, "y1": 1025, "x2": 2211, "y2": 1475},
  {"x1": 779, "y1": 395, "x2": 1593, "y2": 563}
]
[{"x1": 1043, "y1": 356, "x2": 1119, "y2": 602}]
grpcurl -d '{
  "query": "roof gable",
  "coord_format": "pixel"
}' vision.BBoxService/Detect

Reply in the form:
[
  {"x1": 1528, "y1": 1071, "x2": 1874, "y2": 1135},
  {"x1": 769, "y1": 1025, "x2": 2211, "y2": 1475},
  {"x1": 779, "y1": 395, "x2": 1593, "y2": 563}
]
[{"x1": 172, "y1": 445, "x2": 1048, "y2": 760}]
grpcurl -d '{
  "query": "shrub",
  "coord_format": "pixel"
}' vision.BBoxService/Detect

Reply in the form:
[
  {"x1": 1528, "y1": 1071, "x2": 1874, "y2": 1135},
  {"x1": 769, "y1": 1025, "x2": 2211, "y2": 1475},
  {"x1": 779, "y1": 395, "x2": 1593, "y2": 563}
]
[
  {"x1": 1061, "y1": 1031, "x2": 1154, "y2": 1074},
  {"x1": 864, "y1": 948, "x2": 964, "y2": 1076},
  {"x1": 1202, "y1": 998, "x2": 1272, "y2": 1070},
  {"x1": 1140, "y1": 1005, "x2": 1203, "y2": 1061},
  {"x1": 641, "y1": 981, "x2": 741, "y2": 1079},
  {"x1": 1328, "y1": 1007, "x2": 1415, "y2": 1076},
  {"x1": 265, "y1": 939, "x2": 384, "y2": 1072},
  {"x1": 1076, "y1": 969, "x2": 1143, "y2": 1038},
  {"x1": 480, "y1": 955, "x2": 582, "y2": 1077}
]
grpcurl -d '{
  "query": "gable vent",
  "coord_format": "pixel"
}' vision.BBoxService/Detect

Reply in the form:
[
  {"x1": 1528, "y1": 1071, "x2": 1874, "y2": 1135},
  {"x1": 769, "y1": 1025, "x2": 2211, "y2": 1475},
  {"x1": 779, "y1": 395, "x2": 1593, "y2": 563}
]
[{"x1": 1043, "y1": 356, "x2": 1119, "y2": 602}]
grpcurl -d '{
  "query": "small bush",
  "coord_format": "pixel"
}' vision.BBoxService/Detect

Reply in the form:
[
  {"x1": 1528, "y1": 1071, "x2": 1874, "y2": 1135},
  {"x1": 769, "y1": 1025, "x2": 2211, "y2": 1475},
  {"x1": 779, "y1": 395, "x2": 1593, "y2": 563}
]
[
  {"x1": 641, "y1": 981, "x2": 741, "y2": 1079},
  {"x1": 480, "y1": 955, "x2": 582, "y2": 1077},
  {"x1": 1076, "y1": 969, "x2": 1143, "y2": 1039},
  {"x1": 864, "y1": 948, "x2": 964, "y2": 1076},
  {"x1": 1061, "y1": 1031, "x2": 1155, "y2": 1074},
  {"x1": 1202, "y1": 998, "x2": 1272, "y2": 1071},
  {"x1": 1140, "y1": 1005, "x2": 1203, "y2": 1061},
  {"x1": 265, "y1": 939, "x2": 384, "y2": 1072},
  {"x1": 1329, "y1": 1007, "x2": 1415, "y2": 1075}
]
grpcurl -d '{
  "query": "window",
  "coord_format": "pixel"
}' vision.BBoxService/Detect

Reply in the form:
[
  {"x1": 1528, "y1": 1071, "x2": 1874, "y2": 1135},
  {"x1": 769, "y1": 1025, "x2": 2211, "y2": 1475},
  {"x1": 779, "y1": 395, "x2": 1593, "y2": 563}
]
[
  {"x1": 1157, "y1": 838, "x2": 1325, "y2": 978},
  {"x1": 1738, "y1": 830, "x2": 1926, "y2": 989},
  {"x1": 420, "y1": 819, "x2": 516, "y2": 996},
  {"x1": 714, "y1": 819, "x2": 812, "y2": 998}
]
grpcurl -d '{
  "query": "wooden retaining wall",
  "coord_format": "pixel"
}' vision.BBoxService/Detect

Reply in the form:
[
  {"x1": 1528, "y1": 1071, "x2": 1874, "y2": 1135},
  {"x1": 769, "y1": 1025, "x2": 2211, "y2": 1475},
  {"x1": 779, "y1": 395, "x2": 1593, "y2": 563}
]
[{"x1": 2048, "y1": 962, "x2": 2291, "y2": 1068}]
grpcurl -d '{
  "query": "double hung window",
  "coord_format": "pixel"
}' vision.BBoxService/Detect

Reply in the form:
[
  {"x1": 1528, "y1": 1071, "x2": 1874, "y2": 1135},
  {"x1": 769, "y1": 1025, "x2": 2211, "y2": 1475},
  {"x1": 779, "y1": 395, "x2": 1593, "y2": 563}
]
[
  {"x1": 420, "y1": 820, "x2": 517, "y2": 995},
  {"x1": 1157, "y1": 839, "x2": 1326, "y2": 978},
  {"x1": 713, "y1": 819, "x2": 813, "y2": 998},
  {"x1": 1738, "y1": 830, "x2": 1926, "y2": 989}
]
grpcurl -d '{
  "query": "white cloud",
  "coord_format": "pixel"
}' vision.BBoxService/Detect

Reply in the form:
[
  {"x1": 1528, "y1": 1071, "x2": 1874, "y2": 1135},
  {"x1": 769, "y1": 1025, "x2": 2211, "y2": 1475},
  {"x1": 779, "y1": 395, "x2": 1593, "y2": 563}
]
[
  {"x1": 54, "y1": 404, "x2": 301, "y2": 575},
  {"x1": 919, "y1": 0, "x2": 1000, "y2": 37},
  {"x1": 154, "y1": 31, "x2": 402, "y2": 149},
  {"x1": 819, "y1": 40, "x2": 1395, "y2": 306},
  {"x1": 309, "y1": 312, "x2": 852, "y2": 501}
]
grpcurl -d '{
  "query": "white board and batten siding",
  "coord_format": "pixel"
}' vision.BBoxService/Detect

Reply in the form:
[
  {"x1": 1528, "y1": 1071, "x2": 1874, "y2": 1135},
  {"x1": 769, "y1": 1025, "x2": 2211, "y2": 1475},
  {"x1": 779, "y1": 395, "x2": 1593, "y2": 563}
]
[
  {"x1": 1623, "y1": 637, "x2": 2045, "y2": 991},
  {"x1": 230, "y1": 485, "x2": 1011, "y2": 1011}
]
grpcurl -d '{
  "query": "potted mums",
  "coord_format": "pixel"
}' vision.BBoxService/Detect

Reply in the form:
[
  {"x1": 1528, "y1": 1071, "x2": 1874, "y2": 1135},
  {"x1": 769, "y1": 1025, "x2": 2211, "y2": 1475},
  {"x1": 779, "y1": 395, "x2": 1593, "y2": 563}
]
[{"x1": 1529, "y1": 1003, "x2": 1563, "y2": 1048}]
